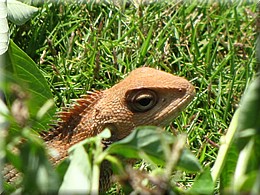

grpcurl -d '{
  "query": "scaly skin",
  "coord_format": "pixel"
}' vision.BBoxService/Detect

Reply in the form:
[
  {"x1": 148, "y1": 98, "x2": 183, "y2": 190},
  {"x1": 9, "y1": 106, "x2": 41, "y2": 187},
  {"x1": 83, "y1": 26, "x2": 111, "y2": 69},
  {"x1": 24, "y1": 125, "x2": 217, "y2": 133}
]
[{"x1": 3, "y1": 67, "x2": 195, "y2": 191}]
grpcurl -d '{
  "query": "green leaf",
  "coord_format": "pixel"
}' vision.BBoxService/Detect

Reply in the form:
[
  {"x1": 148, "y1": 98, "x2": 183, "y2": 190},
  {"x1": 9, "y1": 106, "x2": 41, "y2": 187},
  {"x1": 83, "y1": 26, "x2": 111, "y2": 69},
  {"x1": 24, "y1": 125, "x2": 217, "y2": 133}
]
[
  {"x1": 188, "y1": 168, "x2": 214, "y2": 195},
  {"x1": 60, "y1": 129, "x2": 108, "y2": 194},
  {"x1": 239, "y1": 168, "x2": 257, "y2": 192},
  {"x1": 251, "y1": 166, "x2": 260, "y2": 194},
  {"x1": 212, "y1": 76, "x2": 260, "y2": 193},
  {"x1": 219, "y1": 144, "x2": 239, "y2": 192},
  {"x1": 106, "y1": 126, "x2": 173, "y2": 164},
  {"x1": 211, "y1": 110, "x2": 239, "y2": 188},
  {"x1": 107, "y1": 126, "x2": 201, "y2": 172},
  {"x1": 178, "y1": 148, "x2": 202, "y2": 173},
  {"x1": 59, "y1": 144, "x2": 92, "y2": 194},
  {"x1": 212, "y1": 77, "x2": 260, "y2": 192},
  {"x1": 7, "y1": 0, "x2": 38, "y2": 25},
  {"x1": 20, "y1": 131, "x2": 60, "y2": 194},
  {"x1": 6, "y1": 40, "x2": 55, "y2": 130},
  {"x1": 0, "y1": 99, "x2": 8, "y2": 192},
  {"x1": 236, "y1": 76, "x2": 260, "y2": 151},
  {"x1": 232, "y1": 137, "x2": 260, "y2": 193},
  {"x1": 0, "y1": 1, "x2": 9, "y2": 55}
]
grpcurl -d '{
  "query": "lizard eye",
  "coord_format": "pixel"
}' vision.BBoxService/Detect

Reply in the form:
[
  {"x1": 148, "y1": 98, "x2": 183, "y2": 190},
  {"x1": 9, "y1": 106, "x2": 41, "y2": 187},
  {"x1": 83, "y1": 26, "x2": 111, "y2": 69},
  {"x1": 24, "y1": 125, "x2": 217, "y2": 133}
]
[{"x1": 126, "y1": 89, "x2": 158, "y2": 112}]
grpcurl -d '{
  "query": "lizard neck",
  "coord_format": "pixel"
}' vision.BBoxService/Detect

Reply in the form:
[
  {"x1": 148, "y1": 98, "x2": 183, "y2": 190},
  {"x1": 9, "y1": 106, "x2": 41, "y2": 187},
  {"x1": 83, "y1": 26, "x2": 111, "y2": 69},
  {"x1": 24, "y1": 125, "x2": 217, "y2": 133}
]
[{"x1": 42, "y1": 91, "x2": 104, "y2": 163}]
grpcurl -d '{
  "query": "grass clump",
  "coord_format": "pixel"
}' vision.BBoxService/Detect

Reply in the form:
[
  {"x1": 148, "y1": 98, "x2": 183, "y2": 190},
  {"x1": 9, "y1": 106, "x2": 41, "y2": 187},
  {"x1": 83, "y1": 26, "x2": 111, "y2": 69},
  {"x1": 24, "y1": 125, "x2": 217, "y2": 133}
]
[{"x1": 2, "y1": 0, "x2": 257, "y2": 194}]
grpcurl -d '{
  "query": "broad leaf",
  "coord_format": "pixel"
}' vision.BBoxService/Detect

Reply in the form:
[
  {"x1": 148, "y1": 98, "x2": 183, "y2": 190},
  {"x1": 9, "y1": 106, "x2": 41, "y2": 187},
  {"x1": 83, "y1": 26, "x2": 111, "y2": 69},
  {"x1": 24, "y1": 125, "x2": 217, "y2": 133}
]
[
  {"x1": 179, "y1": 148, "x2": 202, "y2": 172},
  {"x1": 20, "y1": 134, "x2": 60, "y2": 194},
  {"x1": 215, "y1": 76, "x2": 260, "y2": 193},
  {"x1": 188, "y1": 168, "x2": 214, "y2": 195},
  {"x1": 219, "y1": 144, "x2": 239, "y2": 192},
  {"x1": 107, "y1": 126, "x2": 202, "y2": 172},
  {"x1": 6, "y1": 40, "x2": 55, "y2": 130},
  {"x1": 0, "y1": 0, "x2": 9, "y2": 55},
  {"x1": 0, "y1": 99, "x2": 9, "y2": 193},
  {"x1": 236, "y1": 76, "x2": 260, "y2": 151},
  {"x1": 7, "y1": 0, "x2": 38, "y2": 25},
  {"x1": 59, "y1": 145, "x2": 92, "y2": 194},
  {"x1": 59, "y1": 129, "x2": 110, "y2": 194},
  {"x1": 251, "y1": 166, "x2": 260, "y2": 194}
]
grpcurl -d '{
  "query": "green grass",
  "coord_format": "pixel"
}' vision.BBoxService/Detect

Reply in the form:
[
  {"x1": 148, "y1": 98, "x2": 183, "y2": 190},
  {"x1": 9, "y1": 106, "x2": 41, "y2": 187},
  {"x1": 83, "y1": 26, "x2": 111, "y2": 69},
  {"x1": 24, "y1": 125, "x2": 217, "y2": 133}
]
[{"x1": 5, "y1": 0, "x2": 257, "y2": 194}]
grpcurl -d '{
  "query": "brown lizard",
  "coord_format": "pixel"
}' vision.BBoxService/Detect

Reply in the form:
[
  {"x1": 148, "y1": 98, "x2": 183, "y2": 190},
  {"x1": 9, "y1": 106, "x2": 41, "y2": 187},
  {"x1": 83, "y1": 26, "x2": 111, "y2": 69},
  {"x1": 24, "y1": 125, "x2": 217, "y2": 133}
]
[{"x1": 3, "y1": 67, "x2": 195, "y2": 191}]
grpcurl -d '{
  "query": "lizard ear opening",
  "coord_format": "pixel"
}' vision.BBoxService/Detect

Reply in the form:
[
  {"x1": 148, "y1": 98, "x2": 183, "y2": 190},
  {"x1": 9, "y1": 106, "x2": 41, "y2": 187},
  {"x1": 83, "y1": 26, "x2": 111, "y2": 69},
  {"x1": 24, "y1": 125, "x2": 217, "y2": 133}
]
[{"x1": 125, "y1": 89, "x2": 158, "y2": 112}]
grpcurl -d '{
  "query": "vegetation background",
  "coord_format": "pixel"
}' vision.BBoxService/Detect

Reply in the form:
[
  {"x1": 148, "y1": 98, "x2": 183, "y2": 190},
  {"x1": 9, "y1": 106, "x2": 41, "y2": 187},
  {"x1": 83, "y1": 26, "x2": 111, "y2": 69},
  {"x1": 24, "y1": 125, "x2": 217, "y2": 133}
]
[{"x1": 2, "y1": 0, "x2": 258, "y2": 194}]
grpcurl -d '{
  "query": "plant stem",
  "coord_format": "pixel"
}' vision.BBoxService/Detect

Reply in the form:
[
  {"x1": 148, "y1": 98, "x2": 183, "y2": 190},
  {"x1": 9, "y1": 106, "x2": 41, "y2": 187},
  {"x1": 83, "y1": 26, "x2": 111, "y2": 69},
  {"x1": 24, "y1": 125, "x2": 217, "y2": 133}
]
[{"x1": 211, "y1": 109, "x2": 239, "y2": 184}]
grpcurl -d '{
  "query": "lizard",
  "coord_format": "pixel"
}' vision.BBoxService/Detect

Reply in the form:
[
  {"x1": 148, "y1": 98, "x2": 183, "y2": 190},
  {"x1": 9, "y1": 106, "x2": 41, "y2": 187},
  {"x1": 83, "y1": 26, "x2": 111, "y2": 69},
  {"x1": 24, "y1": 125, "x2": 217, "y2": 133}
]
[{"x1": 3, "y1": 67, "x2": 195, "y2": 192}]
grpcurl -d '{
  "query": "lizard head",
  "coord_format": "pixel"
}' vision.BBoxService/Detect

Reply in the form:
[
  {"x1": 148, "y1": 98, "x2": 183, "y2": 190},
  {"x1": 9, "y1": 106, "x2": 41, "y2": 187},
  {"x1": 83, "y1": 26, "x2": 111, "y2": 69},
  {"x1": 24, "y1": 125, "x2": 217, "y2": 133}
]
[
  {"x1": 101, "y1": 67, "x2": 195, "y2": 140},
  {"x1": 43, "y1": 67, "x2": 195, "y2": 152}
]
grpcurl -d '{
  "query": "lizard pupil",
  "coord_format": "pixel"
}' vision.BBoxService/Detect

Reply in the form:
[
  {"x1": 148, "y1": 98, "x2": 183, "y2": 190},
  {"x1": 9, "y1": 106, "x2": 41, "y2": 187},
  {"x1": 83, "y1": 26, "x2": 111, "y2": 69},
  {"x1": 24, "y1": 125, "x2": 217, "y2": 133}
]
[
  {"x1": 136, "y1": 95, "x2": 152, "y2": 107},
  {"x1": 126, "y1": 89, "x2": 158, "y2": 112}
]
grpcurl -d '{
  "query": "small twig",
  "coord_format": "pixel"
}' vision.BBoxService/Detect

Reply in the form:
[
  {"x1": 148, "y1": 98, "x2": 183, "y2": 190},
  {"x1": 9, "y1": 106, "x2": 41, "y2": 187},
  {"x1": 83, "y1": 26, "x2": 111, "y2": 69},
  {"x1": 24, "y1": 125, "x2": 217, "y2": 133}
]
[
  {"x1": 165, "y1": 134, "x2": 187, "y2": 179},
  {"x1": 204, "y1": 135, "x2": 219, "y2": 148}
]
